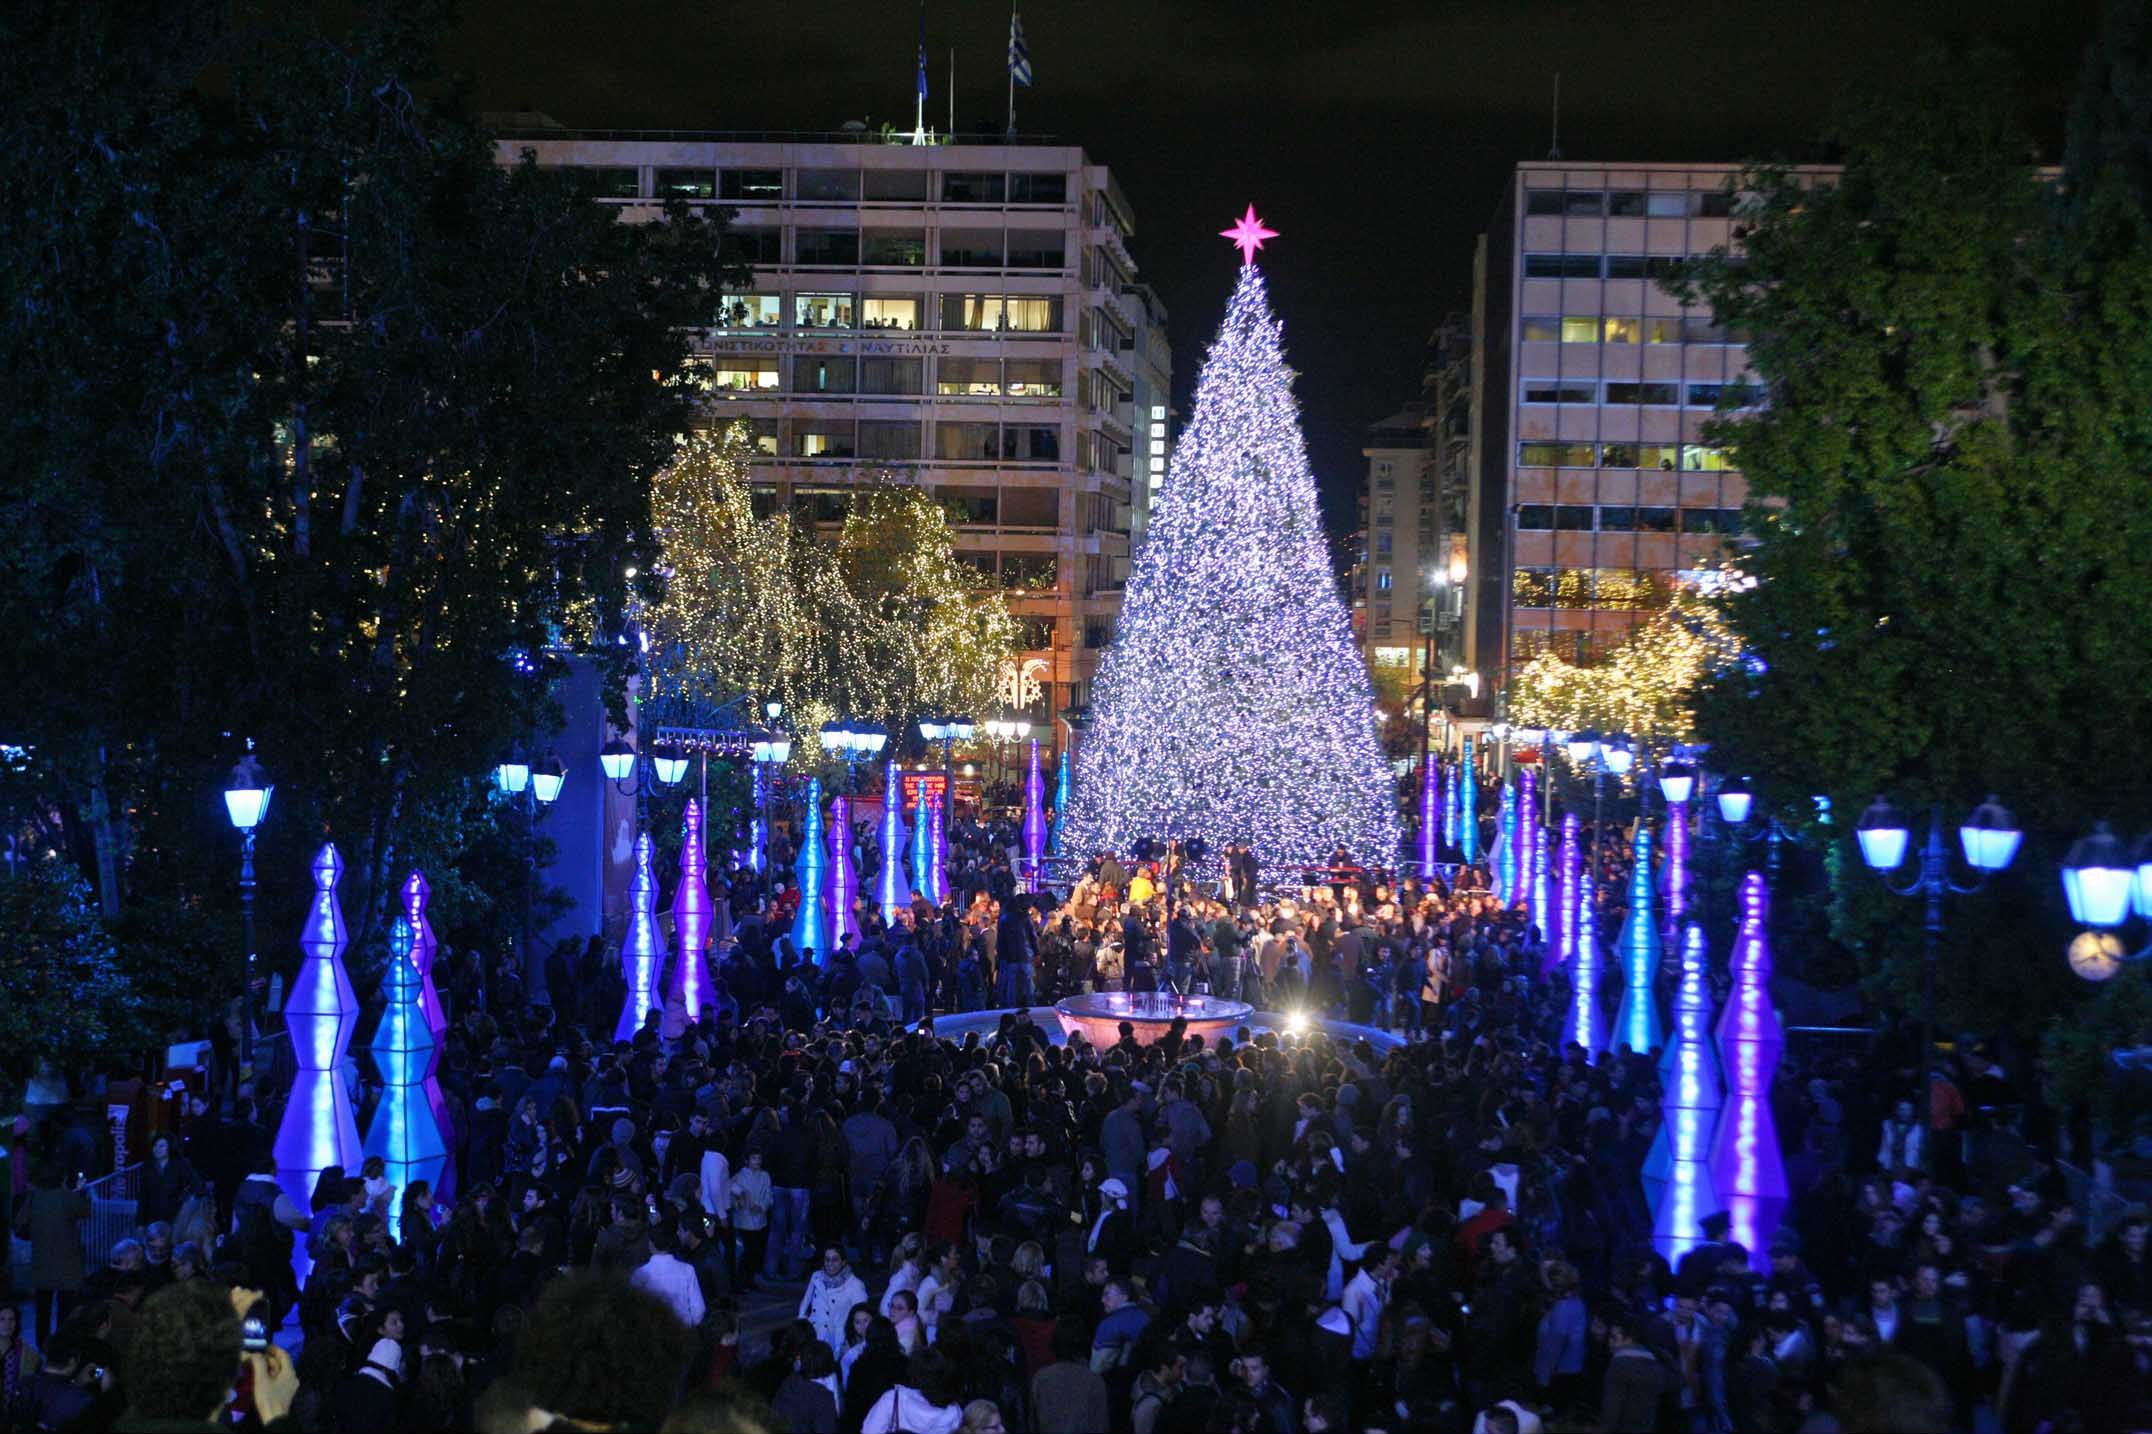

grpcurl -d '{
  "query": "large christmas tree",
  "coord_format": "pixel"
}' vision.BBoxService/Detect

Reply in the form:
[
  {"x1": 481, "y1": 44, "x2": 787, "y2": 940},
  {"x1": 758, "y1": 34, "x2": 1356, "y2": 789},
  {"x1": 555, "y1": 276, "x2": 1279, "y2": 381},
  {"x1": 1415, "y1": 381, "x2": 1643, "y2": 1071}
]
[{"x1": 1061, "y1": 212, "x2": 1402, "y2": 869}]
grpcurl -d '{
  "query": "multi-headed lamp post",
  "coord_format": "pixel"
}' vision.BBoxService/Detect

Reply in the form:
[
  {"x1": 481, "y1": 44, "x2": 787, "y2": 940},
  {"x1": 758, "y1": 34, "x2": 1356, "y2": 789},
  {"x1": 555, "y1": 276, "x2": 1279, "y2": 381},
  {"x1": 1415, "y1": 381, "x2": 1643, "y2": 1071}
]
[
  {"x1": 222, "y1": 742, "x2": 274, "y2": 1068},
  {"x1": 982, "y1": 715, "x2": 1033, "y2": 805},
  {"x1": 494, "y1": 750, "x2": 567, "y2": 975},
  {"x1": 819, "y1": 720, "x2": 889, "y2": 790},
  {"x1": 1856, "y1": 794, "x2": 2021, "y2": 1084},
  {"x1": 919, "y1": 715, "x2": 976, "y2": 847},
  {"x1": 2059, "y1": 823, "x2": 2152, "y2": 977},
  {"x1": 749, "y1": 730, "x2": 793, "y2": 873},
  {"x1": 1563, "y1": 730, "x2": 1635, "y2": 882}
]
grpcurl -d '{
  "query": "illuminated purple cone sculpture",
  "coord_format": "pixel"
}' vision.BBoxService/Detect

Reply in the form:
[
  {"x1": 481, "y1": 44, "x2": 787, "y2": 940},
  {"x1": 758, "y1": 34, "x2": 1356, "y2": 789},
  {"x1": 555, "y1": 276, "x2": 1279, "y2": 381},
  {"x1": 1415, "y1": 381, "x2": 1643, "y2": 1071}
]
[
  {"x1": 666, "y1": 800, "x2": 716, "y2": 1020},
  {"x1": 1711, "y1": 872, "x2": 1788, "y2": 1267},
  {"x1": 875, "y1": 762, "x2": 913, "y2": 922},
  {"x1": 1058, "y1": 257, "x2": 1401, "y2": 868},
  {"x1": 363, "y1": 915, "x2": 448, "y2": 1239},
  {"x1": 1418, "y1": 758, "x2": 1438, "y2": 874},
  {"x1": 1023, "y1": 740, "x2": 1048, "y2": 892},
  {"x1": 1662, "y1": 797, "x2": 1692, "y2": 941},
  {"x1": 615, "y1": 833, "x2": 664, "y2": 1041},
  {"x1": 1610, "y1": 824, "x2": 1665, "y2": 1056},
  {"x1": 1565, "y1": 870, "x2": 1607, "y2": 1058},
  {"x1": 748, "y1": 764, "x2": 769, "y2": 874},
  {"x1": 927, "y1": 796, "x2": 948, "y2": 905},
  {"x1": 827, "y1": 794, "x2": 860, "y2": 955},
  {"x1": 398, "y1": 869, "x2": 454, "y2": 1201},
  {"x1": 276, "y1": 844, "x2": 363, "y2": 1271},
  {"x1": 1546, "y1": 814, "x2": 1579, "y2": 978},
  {"x1": 1459, "y1": 737, "x2": 1477, "y2": 863},
  {"x1": 1646, "y1": 924, "x2": 1724, "y2": 1262},
  {"x1": 789, "y1": 778, "x2": 830, "y2": 964},
  {"x1": 1517, "y1": 767, "x2": 1540, "y2": 926}
]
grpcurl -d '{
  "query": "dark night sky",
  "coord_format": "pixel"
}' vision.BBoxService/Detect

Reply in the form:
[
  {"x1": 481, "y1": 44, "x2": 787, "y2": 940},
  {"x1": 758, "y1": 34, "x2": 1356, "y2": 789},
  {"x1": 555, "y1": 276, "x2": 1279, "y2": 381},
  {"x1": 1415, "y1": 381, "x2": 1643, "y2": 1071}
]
[{"x1": 447, "y1": 0, "x2": 2104, "y2": 544}]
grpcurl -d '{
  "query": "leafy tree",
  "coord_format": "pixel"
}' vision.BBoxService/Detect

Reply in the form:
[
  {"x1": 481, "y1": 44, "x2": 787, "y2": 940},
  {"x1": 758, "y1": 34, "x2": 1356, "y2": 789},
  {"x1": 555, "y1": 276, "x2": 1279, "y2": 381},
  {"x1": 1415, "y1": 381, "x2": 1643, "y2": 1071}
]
[
  {"x1": 0, "y1": 2, "x2": 732, "y2": 991},
  {"x1": 0, "y1": 861, "x2": 143, "y2": 1098},
  {"x1": 1508, "y1": 580, "x2": 1742, "y2": 744},
  {"x1": 1677, "y1": 40, "x2": 2152, "y2": 1092}
]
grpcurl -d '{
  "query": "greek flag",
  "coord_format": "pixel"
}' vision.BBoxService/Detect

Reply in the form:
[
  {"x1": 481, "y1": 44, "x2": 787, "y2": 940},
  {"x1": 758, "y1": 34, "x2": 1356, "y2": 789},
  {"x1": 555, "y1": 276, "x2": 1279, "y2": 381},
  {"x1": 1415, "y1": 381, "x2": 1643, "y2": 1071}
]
[{"x1": 1009, "y1": 9, "x2": 1032, "y2": 86}]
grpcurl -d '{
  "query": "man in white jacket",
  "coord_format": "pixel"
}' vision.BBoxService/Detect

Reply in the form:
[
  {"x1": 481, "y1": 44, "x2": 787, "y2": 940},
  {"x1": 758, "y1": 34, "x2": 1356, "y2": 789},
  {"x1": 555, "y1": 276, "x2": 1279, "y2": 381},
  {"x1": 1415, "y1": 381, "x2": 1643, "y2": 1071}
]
[
  {"x1": 699, "y1": 1141, "x2": 732, "y2": 1279},
  {"x1": 629, "y1": 1216, "x2": 706, "y2": 1331},
  {"x1": 799, "y1": 1244, "x2": 868, "y2": 1357}
]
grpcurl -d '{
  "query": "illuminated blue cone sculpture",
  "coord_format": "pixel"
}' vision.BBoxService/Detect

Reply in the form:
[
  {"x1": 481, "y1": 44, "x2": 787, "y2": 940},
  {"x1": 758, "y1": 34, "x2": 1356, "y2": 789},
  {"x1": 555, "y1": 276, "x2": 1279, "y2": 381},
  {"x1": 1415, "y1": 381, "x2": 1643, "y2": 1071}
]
[
  {"x1": 1711, "y1": 872, "x2": 1788, "y2": 1267},
  {"x1": 1492, "y1": 783, "x2": 1515, "y2": 904},
  {"x1": 827, "y1": 794, "x2": 860, "y2": 954},
  {"x1": 1048, "y1": 749, "x2": 1072, "y2": 857},
  {"x1": 1459, "y1": 737, "x2": 1477, "y2": 863},
  {"x1": 275, "y1": 844, "x2": 363, "y2": 1274},
  {"x1": 615, "y1": 833, "x2": 664, "y2": 1040},
  {"x1": 1442, "y1": 761, "x2": 1459, "y2": 854},
  {"x1": 666, "y1": 800, "x2": 716, "y2": 1019},
  {"x1": 1547, "y1": 814, "x2": 1579, "y2": 978},
  {"x1": 1531, "y1": 823, "x2": 1553, "y2": 957},
  {"x1": 1610, "y1": 824, "x2": 1665, "y2": 1055},
  {"x1": 875, "y1": 761, "x2": 913, "y2": 922},
  {"x1": 1646, "y1": 924, "x2": 1723, "y2": 1261},
  {"x1": 1023, "y1": 740, "x2": 1048, "y2": 892},
  {"x1": 1565, "y1": 870, "x2": 1607, "y2": 1058},
  {"x1": 748, "y1": 764, "x2": 769, "y2": 874},
  {"x1": 909, "y1": 785, "x2": 934, "y2": 905},
  {"x1": 364, "y1": 915, "x2": 448, "y2": 1239},
  {"x1": 399, "y1": 869, "x2": 454, "y2": 1201},
  {"x1": 789, "y1": 778, "x2": 830, "y2": 963}
]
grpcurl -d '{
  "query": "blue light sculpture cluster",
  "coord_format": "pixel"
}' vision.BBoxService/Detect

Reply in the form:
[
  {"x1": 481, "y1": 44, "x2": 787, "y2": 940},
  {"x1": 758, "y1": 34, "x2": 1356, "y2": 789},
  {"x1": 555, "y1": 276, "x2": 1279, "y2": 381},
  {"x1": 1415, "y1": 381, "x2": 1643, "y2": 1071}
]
[
  {"x1": 876, "y1": 761, "x2": 913, "y2": 922},
  {"x1": 615, "y1": 833, "x2": 663, "y2": 1040},
  {"x1": 363, "y1": 914, "x2": 447, "y2": 1240},
  {"x1": 275, "y1": 844, "x2": 362, "y2": 1278}
]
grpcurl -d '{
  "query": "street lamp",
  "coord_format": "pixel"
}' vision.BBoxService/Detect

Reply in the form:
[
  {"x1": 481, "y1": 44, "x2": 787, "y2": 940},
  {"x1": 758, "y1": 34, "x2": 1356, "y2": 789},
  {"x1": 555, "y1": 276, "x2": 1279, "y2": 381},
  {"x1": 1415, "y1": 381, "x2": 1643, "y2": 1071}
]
[
  {"x1": 819, "y1": 719, "x2": 889, "y2": 789},
  {"x1": 1564, "y1": 731, "x2": 1632, "y2": 886},
  {"x1": 496, "y1": 749, "x2": 565, "y2": 977},
  {"x1": 749, "y1": 730, "x2": 793, "y2": 873},
  {"x1": 223, "y1": 742, "x2": 273, "y2": 1069},
  {"x1": 2059, "y1": 824, "x2": 2152, "y2": 976},
  {"x1": 1857, "y1": 793, "x2": 2020, "y2": 1084},
  {"x1": 982, "y1": 715, "x2": 1031, "y2": 804},
  {"x1": 919, "y1": 715, "x2": 975, "y2": 853}
]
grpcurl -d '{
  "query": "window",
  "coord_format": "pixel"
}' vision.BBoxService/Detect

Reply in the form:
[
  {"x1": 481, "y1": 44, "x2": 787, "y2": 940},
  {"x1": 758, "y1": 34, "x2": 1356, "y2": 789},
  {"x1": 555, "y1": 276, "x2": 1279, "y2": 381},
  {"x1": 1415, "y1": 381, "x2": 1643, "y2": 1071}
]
[
  {"x1": 1602, "y1": 316, "x2": 1642, "y2": 345},
  {"x1": 939, "y1": 487, "x2": 998, "y2": 524},
  {"x1": 1002, "y1": 488, "x2": 1058, "y2": 528},
  {"x1": 795, "y1": 293, "x2": 856, "y2": 329},
  {"x1": 721, "y1": 169, "x2": 783, "y2": 201},
  {"x1": 1524, "y1": 191, "x2": 1566, "y2": 216},
  {"x1": 1689, "y1": 382, "x2": 1762, "y2": 408},
  {"x1": 936, "y1": 422, "x2": 999, "y2": 461},
  {"x1": 1518, "y1": 442, "x2": 1596, "y2": 467},
  {"x1": 1524, "y1": 254, "x2": 1601, "y2": 279},
  {"x1": 941, "y1": 294, "x2": 1060, "y2": 333},
  {"x1": 790, "y1": 354, "x2": 856, "y2": 393},
  {"x1": 1633, "y1": 507, "x2": 1677, "y2": 532},
  {"x1": 712, "y1": 293, "x2": 782, "y2": 328},
  {"x1": 1599, "y1": 443, "x2": 1682, "y2": 470},
  {"x1": 1522, "y1": 378, "x2": 1596, "y2": 404},
  {"x1": 957, "y1": 551, "x2": 998, "y2": 579},
  {"x1": 797, "y1": 168, "x2": 861, "y2": 202},
  {"x1": 1555, "y1": 190, "x2": 1604, "y2": 216},
  {"x1": 1512, "y1": 567, "x2": 1557, "y2": 605},
  {"x1": 1696, "y1": 190, "x2": 1736, "y2": 217},
  {"x1": 862, "y1": 169, "x2": 930, "y2": 202},
  {"x1": 938, "y1": 358, "x2": 1001, "y2": 396},
  {"x1": 1517, "y1": 505, "x2": 1555, "y2": 530},
  {"x1": 1083, "y1": 618, "x2": 1112, "y2": 649},
  {"x1": 795, "y1": 229, "x2": 859, "y2": 266},
  {"x1": 1554, "y1": 504, "x2": 1595, "y2": 530},
  {"x1": 1604, "y1": 255, "x2": 1684, "y2": 280},
  {"x1": 1607, "y1": 191, "x2": 1648, "y2": 217},
  {"x1": 1682, "y1": 317, "x2": 1734, "y2": 343},
  {"x1": 1004, "y1": 426, "x2": 1060, "y2": 462},
  {"x1": 1521, "y1": 317, "x2": 1559, "y2": 342},
  {"x1": 1681, "y1": 445, "x2": 1737, "y2": 471},
  {"x1": 1644, "y1": 318, "x2": 1681, "y2": 345},
  {"x1": 862, "y1": 230, "x2": 926, "y2": 267},
  {"x1": 725, "y1": 418, "x2": 779, "y2": 455},
  {"x1": 1007, "y1": 172, "x2": 1067, "y2": 204},
  {"x1": 798, "y1": 489, "x2": 852, "y2": 524},
  {"x1": 1603, "y1": 381, "x2": 1679, "y2": 405},
  {"x1": 1003, "y1": 358, "x2": 1062, "y2": 397},
  {"x1": 940, "y1": 229, "x2": 1004, "y2": 267},
  {"x1": 794, "y1": 425, "x2": 855, "y2": 458},
  {"x1": 582, "y1": 167, "x2": 640, "y2": 199},
  {"x1": 704, "y1": 357, "x2": 780, "y2": 393},
  {"x1": 860, "y1": 296, "x2": 919, "y2": 330},
  {"x1": 942, "y1": 172, "x2": 1006, "y2": 203},
  {"x1": 1599, "y1": 506, "x2": 1636, "y2": 531},
  {"x1": 1001, "y1": 552, "x2": 1056, "y2": 589},
  {"x1": 720, "y1": 228, "x2": 781, "y2": 266},
  {"x1": 1647, "y1": 192, "x2": 1688, "y2": 217},
  {"x1": 656, "y1": 168, "x2": 715, "y2": 200},
  {"x1": 858, "y1": 420, "x2": 921, "y2": 462},
  {"x1": 1560, "y1": 317, "x2": 1599, "y2": 344},
  {"x1": 1680, "y1": 507, "x2": 1735, "y2": 534},
  {"x1": 859, "y1": 358, "x2": 921, "y2": 396},
  {"x1": 1006, "y1": 232, "x2": 1066, "y2": 269}
]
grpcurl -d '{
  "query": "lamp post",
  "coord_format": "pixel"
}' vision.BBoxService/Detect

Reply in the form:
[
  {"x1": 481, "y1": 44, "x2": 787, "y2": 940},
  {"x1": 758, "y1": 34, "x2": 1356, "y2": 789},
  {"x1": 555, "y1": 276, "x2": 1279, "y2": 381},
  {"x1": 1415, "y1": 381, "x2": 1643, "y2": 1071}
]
[
  {"x1": 2059, "y1": 823, "x2": 2152, "y2": 973},
  {"x1": 983, "y1": 715, "x2": 1032, "y2": 807},
  {"x1": 750, "y1": 731, "x2": 794, "y2": 874},
  {"x1": 919, "y1": 715, "x2": 975, "y2": 873},
  {"x1": 819, "y1": 719, "x2": 889, "y2": 791},
  {"x1": 1513, "y1": 726, "x2": 1561, "y2": 826},
  {"x1": 1856, "y1": 794, "x2": 2021, "y2": 1084},
  {"x1": 222, "y1": 742, "x2": 273, "y2": 1069},
  {"x1": 1564, "y1": 731, "x2": 1634, "y2": 886},
  {"x1": 494, "y1": 751, "x2": 566, "y2": 979}
]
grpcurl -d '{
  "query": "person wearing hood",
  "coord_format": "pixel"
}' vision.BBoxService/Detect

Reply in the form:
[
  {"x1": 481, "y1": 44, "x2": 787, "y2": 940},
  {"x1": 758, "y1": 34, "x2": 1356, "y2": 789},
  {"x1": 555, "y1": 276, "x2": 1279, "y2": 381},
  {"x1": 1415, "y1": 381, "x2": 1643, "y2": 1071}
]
[
  {"x1": 861, "y1": 1347, "x2": 966, "y2": 1434},
  {"x1": 799, "y1": 1244, "x2": 869, "y2": 1356},
  {"x1": 1088, "y1": 1177, "x2": 1137, "y2": 1274},
  {"x1": 330, "y1": 1335, "x2": 403, "y2": 1434}
]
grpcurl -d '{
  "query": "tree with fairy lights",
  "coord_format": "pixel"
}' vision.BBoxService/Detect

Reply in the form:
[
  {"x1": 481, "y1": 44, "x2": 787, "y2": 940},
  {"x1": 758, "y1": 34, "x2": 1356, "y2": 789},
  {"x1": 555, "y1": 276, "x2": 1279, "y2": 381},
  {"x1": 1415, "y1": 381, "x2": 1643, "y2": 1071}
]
[{"x1": 1060, "y1": 210, "x2": 1402, "y2": 869}]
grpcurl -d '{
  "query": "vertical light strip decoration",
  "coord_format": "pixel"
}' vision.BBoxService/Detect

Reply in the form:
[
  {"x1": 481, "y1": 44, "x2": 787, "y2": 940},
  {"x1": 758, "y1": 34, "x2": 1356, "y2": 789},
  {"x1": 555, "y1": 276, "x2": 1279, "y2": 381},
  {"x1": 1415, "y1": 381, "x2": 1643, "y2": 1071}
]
[
  {"x1": 789, "y1": 778, "x2": 830, "y2": 963},
  {"x1": 1048, "y1": 749, "x2": 1072, "y2": 857},
  {"x1": 1517, "y1": 766, "x2": 1539, "y2": 921},
  {"x1": 1023, "y1": 739, "x2": 1048, "y2": 892},
  {"x1": 615, "y1": 833, "x2": 664, "y2": 1041},
  {"x1": 1418, "y1": 756, "x2": 1438, "y2": 874},
  {"x1": 363, "y1": 914, "x2": 447, "y2": 1240},
  {"x1": 398, "y1": 871, "x2": 453, "y2": 1202},
  {"x1": 275, "y1": 844, "x2": 362, "y2": 1278},
  {"x1": 1645, "y1": 923, "x2": 1724, "y2": 1262},
  {"x1": 927, "y1": 798, "x2": 947, "y2": 905},
  {"x1": 1566, "y1": 870, "x2": 1606, "y2": 1058},
  {"x1": 1610, "y1": 824, "x2": 1665, "y2": 1055},
  {"x1": 1710, "y1": 872, "x2": 1788, "y2": 1267},
  {"x1": 1492, "y1": 781, "x2": 1515, "y2": 903},
  {"x1": 1459, "y1": 736, "x2": 1477, "y2": 863},
  {"x1": 1442, "y1": 760, "x2": 1458, "y2": 852},
  {"x1": 1664, "y1": 796, "x2": 1691, "y2": 938},
  {"x1": 1531, "y1": 823, "x2": 1553, "y2": 960},
  {"x1": 748, "y1": 763, "x2": 769, "y2": 875},
  {"x1": 666, "y1": 800, "x2": 716, "y2": 1019},
  {"x1": 1550, "y1": 814, "x2": 1580, "y2": 977},
  {"x1": 876, "y1": 761, "x2": 914, "y2": 922},
  {"x1": 826, "y1": 794, "x2": 859, "y2": 954}
]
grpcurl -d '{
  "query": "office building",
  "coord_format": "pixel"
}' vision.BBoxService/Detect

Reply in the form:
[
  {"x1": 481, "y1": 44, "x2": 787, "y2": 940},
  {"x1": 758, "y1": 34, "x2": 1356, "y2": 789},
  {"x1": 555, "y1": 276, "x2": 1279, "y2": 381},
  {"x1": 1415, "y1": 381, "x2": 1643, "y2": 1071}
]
[
  {"x1": 492, "y1": 121, "x2": 1158, "y2": 733},
  {"x1": 1470, "y1": 161, "x2": 1834, "y2": 685}
]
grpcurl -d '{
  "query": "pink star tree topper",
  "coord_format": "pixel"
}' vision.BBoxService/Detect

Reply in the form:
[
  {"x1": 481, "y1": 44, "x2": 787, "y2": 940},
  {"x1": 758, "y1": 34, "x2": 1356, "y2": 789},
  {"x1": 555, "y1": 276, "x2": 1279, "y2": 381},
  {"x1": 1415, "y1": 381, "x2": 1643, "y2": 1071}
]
[{"x1": 1220, "y1": 205, "x2": 1277, "y2": 265}]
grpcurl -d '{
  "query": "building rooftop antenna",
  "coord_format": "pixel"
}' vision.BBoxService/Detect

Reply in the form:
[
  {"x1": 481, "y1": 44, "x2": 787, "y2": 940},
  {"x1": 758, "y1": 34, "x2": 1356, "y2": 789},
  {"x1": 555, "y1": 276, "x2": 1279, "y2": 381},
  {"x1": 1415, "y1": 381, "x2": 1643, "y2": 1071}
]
[{"x1": 1548, "y1": 72, "x2": 1564, "y2": 161}]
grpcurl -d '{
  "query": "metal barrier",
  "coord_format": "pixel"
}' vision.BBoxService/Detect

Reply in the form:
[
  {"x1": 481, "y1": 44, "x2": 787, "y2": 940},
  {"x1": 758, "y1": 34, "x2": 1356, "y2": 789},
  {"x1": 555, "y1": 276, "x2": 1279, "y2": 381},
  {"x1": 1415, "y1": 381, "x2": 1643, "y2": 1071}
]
[
  {"x1": 79, "y1": 1162, "x2": 143, "y2": 1273},
  {"x1": 1784, "y1": 1025, "x2": 1876, "y2": 1070}
]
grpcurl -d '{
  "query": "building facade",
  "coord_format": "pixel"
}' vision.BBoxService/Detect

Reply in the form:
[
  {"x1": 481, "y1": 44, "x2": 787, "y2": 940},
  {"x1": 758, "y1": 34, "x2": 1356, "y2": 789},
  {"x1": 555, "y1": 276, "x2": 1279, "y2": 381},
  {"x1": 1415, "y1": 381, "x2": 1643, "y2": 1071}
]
[
  {"x1": 492, "y1": 125, "x2": 1158, "y2": 732},
  {"x1": 1469, "y1": 161, "x2": 1833, "y2": 688},
  {"x1": 1355, "y1": 405, "x2": 1432, "y2": 678},
  {"x1": 1123, "y1": 283, "x2": 1174, "y2": 545}
]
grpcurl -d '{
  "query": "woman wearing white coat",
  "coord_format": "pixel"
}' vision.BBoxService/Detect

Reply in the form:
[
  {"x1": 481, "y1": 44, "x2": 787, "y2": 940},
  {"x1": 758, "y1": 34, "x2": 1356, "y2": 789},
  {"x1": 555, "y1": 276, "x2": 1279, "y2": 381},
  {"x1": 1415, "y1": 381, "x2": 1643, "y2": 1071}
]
[{"x1": 798, "y1": 1245, "x2": 869, "y2": 1358}]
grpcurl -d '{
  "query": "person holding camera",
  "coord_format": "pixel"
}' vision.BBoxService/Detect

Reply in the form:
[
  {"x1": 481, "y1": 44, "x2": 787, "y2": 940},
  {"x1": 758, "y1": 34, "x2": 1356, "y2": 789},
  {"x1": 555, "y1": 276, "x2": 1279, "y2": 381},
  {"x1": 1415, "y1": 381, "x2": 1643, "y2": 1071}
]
[{"x1": 117, "y1": 1282, "x2": 300, "y2": 1430}]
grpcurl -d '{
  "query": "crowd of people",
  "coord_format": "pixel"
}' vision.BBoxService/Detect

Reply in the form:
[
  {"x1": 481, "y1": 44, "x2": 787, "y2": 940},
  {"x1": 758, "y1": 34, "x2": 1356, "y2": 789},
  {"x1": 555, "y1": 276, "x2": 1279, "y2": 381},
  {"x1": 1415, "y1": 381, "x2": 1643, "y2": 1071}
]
[{"x1": 5, "y1": 800, "x2": 2151, "y2": 1432}]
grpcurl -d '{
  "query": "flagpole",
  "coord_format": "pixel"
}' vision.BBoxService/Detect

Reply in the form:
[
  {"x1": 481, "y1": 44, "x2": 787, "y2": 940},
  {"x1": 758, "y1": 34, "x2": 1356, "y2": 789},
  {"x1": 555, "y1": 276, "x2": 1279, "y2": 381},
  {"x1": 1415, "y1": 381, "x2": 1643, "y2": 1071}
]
[
  {"x1": 913, "y1": 0, "x2": 926, "y2": 145},
  {"x1": 950, "y1": 47, "x2": 956, "y2": 137}
]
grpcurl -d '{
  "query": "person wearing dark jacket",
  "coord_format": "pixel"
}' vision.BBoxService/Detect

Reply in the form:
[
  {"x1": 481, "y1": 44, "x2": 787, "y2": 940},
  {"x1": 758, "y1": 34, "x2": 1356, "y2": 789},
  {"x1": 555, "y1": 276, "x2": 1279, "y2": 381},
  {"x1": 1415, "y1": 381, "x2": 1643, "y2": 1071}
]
[{"x1": 1598, "y1": 1312, "x2": 1676, "y2": 1433}]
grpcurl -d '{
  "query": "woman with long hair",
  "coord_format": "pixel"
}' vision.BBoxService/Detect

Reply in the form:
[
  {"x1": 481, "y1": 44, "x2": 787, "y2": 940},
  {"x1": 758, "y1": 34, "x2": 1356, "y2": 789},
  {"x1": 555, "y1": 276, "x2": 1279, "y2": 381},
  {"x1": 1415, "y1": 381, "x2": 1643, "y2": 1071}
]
[
  {"x1": 881, "y1": 1233, "x2": 930, "y2": 1318},
  {"x1": 871, "y1": 1137, "x2": 935, "y2": 1253},
  {"x1": 835, "y1": 1300, "x2": 876, "y2": 1389},
  {"x1": 839, "y1": 1319, "x2": 909, "y2": 1431}
]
